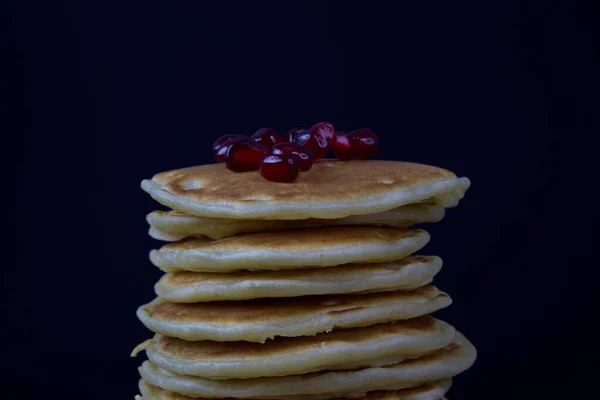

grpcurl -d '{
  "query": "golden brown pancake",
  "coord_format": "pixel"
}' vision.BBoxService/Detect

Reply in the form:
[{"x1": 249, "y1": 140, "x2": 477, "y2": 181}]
[
  {"x1": 146, "y1": 204, "x2": 445, "y2": 241},
  {"x1": 150, "y1": 227, "x2": 430, "y2": 272},
  {"x1": 154, "y1": 256, "x2": 443, "y2": 302},
  {"x1": 136, "y1": 286, "x2": 451, "y2": 342},
  {"x1": 137, "y1": 333, "x2": 475, "y2": 399},
  {"x1": 134, "y1": 316, "x2": 455, "y2": 379},
  {"x1": 141, "y1": 160, "x2": 470, "y2": 219},
  {"x1": 137, "y1": 379, "x2": 453, "y2": 400}
]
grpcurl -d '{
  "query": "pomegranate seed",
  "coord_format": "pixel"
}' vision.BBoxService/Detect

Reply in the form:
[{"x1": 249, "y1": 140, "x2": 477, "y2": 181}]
[
  {"x1": 251, "y1": 128, "x2": 282, "y2": 148},
  {"x1": 333, "y1": 131, "x2": 352, "y2": 161},
  {"x1": 287, "y1": 128, "x2": 310, "y2": 144},
  {"x1": 271, "y1": 142, "x2": 314, "y2": 171},
  {"x1": 288, "y1": 122, "x2": 335, "y2": 160},
  {"x1": 260, "y1": 153, "x2": 301, "y2": 183},
  {"x1": 308, "y1": 122, "x2": 335, "y2": 159},
  {"x1": 213, "y1": 134, "x2": 247, "y2": 162},
  {"x1": 347, "y1": 128, "x2": 379, "y2": 160},
  {"x1": 225, "y1": 140, "x2": 269, "y2": 172}
]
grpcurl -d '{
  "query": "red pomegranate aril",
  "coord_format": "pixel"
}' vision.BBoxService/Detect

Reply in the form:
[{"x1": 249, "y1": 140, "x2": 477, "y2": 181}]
[
  {"x1": 251, "y1": 128, "x2": 282, "y2": 148},
  {"x1": 308, "y1": 122, "x2": 335, "y2": 159},
  {"x1": 271, "y1": 142, "x2": 314, "y2": 171},
  {"x1": 311, "y1": 122, "x2": 335, "y2": 140},
  {"x1": 289, "y1": 122, "x2": 335, "y2": 160},
  {"x1": 347, "y1": 128, "x2": 379, "y2": 160},
  {"x1": 213, "y1": 134, "x2": 247, "y2": 162},
  {"x1": 333, "y1": 131, "x2": 352, "y2": 161},
  {"x1": 225, "y1": 140, "x2": 269, "y2": 172},
  {"x1": 260, "y1": 153, "x2": 301, "y2": 183},
  {"x1": 287, "y1": 128, "x2": 310, "y2": 144}
]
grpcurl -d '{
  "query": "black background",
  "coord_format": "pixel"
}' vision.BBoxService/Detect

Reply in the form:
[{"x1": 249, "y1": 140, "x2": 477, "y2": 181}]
[{"x1": 3, "y1": 1, "x2": 598, "y2": 399}]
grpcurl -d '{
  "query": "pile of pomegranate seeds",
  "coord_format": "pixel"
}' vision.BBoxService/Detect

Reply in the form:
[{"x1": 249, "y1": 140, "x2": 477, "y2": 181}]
[{"x1": 211, "y1": 122, "x2": 379, "y2": 182}]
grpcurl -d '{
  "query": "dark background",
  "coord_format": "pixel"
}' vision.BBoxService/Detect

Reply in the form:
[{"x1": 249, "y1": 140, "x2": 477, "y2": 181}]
[{"x1": 3, "y1": 1, "x2": 598, "y2": 399}]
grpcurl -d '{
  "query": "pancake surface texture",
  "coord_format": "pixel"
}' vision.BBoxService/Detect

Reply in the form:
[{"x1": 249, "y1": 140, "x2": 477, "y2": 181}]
[
  {"x1": 155, "y1": 256, "x2": 443, "y2": 302},
  {"x1": 150, "y1": 227, "x2": 430, "y2": 272},
  {"x1": 147, "y1": 204, "x2": 445, "y2": 241},
  {"x1": 142, "y1": 316, "x2": 456, "y2": 378},
  {"x1": 137, "y1": 379, "x2": 452, "y2": 400},
  {"x1": 141, "y1": 161, "x2": 470, "y2": 219},
  {"x1": 138, "y1": 333, "x2": 475, "y2": 399}
]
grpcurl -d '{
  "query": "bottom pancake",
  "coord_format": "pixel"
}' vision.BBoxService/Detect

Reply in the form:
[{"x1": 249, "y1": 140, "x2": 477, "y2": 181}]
[
  {"x1": 138, "y1": 332, "x2": 475, "y2": 399},
  {"x1": 137, "y1": 379, "x2": 452, "y2": 400}
]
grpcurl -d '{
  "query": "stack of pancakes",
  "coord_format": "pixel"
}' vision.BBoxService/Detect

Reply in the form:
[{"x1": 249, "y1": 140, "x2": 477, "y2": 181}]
[{"x1": 133, "y1": 160, "x2": 476, "y2": 400}]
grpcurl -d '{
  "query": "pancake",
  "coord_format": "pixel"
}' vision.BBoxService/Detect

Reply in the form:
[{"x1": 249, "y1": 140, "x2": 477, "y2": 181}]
[
  {"x1": 137, "y1": 379, "x2": 452, "y2": 400},
  {"x1": 136, "y1": 286, "x2": 451, "y2": 342},
  {"x1": 146, "y1": 204, "x2": 445, "y2": 241},
  {"x1": 141, "y1": 160, "x2": 470, "y2": 220},
  {"x1": 134, "y1": 316, "x2": 455, "y2": 379},
  {"x1": 138, "y1": 332, "x2": 475, "y2": 399},
  {"x1": 155, "y1": 256, "x2": 443, "y2": 302},
  {"x1": 150, "y1": 227, "x2": 430, "y2": 273}
]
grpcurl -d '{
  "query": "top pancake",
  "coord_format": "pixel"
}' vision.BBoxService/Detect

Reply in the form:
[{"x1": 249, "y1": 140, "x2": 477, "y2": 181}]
[{"x1": 141, "y1": 161, "x2": 470, "y2": 220}]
